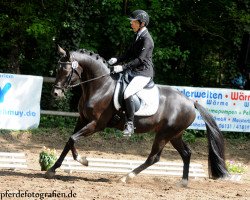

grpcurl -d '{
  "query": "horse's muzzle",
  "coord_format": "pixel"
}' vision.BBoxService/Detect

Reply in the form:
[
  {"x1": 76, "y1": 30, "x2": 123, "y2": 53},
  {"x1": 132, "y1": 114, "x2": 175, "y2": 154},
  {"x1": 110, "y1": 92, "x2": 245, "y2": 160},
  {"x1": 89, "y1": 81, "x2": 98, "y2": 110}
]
[{"x1": 51, "y1": 87, "x2": 65, "y2": 98}]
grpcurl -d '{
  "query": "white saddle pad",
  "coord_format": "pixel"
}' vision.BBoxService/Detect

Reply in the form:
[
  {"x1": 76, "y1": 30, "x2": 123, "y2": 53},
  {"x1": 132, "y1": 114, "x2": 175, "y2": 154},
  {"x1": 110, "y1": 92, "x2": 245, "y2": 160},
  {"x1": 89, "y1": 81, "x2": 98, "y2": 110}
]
[{"x1": 113, "y1": 84, "x2": 159, "y2": 116}]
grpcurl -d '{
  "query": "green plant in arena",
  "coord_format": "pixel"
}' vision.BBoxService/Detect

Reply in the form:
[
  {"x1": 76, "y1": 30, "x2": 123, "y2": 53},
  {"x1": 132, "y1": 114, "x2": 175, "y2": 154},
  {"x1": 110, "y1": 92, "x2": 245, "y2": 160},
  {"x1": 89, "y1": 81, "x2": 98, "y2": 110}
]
[
  {"x1": 39, "y1": 146, "x2": 57, "y2": 171},
  {"x1": 226, "y1": 160, "x2": 247, "y2": 174}
]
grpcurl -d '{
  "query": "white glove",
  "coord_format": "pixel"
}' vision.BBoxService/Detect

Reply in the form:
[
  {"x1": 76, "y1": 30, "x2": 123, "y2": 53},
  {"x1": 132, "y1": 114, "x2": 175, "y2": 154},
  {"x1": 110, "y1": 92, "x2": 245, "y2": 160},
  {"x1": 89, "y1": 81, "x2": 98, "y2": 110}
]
[
  {"x1": 108, "y1": 57, "x2": 117, "y2": 65},
  {"x1": 113, "y1": 65, "x2": 123, "y2": 73}
]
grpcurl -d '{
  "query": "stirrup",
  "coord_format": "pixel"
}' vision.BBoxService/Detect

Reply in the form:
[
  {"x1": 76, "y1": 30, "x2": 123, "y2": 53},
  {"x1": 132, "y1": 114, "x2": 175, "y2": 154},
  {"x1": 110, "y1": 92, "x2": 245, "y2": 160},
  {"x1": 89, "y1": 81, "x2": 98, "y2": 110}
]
[{"x1": 123, "y1": 122, "x2": 134, "y2": 137}]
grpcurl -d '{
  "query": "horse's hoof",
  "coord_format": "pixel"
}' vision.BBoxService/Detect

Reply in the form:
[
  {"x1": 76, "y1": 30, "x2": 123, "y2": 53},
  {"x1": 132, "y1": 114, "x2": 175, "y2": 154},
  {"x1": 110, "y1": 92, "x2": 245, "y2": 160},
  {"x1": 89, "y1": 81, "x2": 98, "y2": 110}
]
[
  {"x1": 77, "y1": 156, "x2": 88, "y2": 166},
  {"x1": 119, "y1": 176, "x2": 128, "y2": 183},
  {"x1": 45, "y1": 169, "x2": 56, "y2": 179},
  {"x1": 176, "y1": 179, "x2": 188, "y2": 187},
  {"x1": 119, "y1": 172, "x2": 135, "y2": 183}
]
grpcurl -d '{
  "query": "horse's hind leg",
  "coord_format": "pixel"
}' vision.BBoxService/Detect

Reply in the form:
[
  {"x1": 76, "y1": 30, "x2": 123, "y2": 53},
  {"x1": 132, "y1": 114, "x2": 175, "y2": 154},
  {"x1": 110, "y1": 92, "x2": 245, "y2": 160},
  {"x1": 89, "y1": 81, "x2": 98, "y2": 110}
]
[
  {"x1": 120, "y1": 134, "x2": 167, "y2": 183},
  {"x1": 170, "y1": 134, "x2": 191, "y2": 187}
]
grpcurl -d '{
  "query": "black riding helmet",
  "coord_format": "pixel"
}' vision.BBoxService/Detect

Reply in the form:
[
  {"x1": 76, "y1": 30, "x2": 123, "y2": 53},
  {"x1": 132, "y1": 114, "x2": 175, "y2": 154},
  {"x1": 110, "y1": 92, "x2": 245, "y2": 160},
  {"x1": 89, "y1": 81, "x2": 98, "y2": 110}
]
[{"x1": 129, "y1": 10, "x2": 149, "y2": 26}]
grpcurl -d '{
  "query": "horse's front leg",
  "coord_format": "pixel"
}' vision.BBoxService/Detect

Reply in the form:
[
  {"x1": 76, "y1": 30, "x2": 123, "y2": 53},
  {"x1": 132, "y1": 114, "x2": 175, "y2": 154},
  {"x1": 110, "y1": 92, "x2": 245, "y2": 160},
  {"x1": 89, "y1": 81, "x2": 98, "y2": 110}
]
[
  {"x1": 69, "y1": 120, "x2": 98, "y2": 166},
  {"x1": 45, "y1": 120, "x2": 97, "y2": 179}
]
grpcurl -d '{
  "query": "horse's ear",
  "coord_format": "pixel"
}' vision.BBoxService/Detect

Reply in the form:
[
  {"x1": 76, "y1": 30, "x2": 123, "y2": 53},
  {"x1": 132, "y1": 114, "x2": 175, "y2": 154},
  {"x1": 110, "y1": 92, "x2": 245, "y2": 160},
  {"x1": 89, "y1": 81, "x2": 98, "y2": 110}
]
[{"x1": 58, "y1": 45, "x2": 66, "y2": 56}]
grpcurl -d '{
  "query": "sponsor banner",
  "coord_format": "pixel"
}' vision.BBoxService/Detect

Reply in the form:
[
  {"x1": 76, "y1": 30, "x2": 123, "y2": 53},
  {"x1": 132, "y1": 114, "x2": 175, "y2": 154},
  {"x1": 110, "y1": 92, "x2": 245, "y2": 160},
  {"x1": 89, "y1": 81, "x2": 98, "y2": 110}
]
[
  {"x1": 0, "y1": 73, "x2": 43, "y2": 130},
  {"x1": 173, "y1": 86, "x2": 250, "y2": 132}
]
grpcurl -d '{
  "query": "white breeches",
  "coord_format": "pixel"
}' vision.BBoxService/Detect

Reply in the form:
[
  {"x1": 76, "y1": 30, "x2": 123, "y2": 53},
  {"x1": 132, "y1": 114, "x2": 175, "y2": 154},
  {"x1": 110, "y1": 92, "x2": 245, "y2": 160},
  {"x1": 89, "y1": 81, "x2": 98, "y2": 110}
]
[{"x1": 124, "y1": 76, "x2": 151, "y2": 99}]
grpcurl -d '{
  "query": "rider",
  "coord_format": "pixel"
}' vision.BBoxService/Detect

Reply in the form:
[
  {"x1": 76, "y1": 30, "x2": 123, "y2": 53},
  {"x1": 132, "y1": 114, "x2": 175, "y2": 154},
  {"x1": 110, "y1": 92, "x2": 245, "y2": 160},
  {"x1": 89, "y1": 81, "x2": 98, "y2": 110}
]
[{"x1": 108, "y1": 10, "x2": 154, "y2": 137}]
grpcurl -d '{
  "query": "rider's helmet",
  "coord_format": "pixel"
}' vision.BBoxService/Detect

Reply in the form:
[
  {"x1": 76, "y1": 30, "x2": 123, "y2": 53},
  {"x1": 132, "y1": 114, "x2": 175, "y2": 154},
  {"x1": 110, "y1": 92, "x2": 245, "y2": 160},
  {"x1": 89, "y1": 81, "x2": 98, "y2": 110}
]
[{"x1": 129, "y1": 10, "x2": 149, "y2": 26}]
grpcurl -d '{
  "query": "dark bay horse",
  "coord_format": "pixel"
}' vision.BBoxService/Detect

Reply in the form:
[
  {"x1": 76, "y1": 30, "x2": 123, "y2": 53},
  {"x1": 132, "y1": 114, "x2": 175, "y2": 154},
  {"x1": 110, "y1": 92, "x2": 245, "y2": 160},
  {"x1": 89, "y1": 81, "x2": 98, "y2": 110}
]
[{"x1": 46, "y1": 46, "x2": 229, "y2": 186}]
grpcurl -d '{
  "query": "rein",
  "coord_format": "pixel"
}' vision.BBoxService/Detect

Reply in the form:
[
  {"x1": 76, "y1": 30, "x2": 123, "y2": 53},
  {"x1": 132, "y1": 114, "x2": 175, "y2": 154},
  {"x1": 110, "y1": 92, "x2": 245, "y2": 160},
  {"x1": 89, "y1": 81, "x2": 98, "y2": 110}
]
[
  {"x1": 54, "y1": 59, "x2": 113, "y2": 89},
  {"x1": 68, "y1": 72, "x2": 111, "y2": 88}
]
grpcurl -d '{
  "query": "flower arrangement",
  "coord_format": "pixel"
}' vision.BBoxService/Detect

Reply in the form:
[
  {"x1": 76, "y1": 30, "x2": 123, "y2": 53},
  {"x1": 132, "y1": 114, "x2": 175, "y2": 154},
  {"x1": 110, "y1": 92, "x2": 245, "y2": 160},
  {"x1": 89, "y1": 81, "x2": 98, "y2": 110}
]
[
  {"x1": 39, "y1": 146, "x2": 57, "y2": 171},
  {"x1": 226, "y1": 160, "x2": 247, "y2": 174}
]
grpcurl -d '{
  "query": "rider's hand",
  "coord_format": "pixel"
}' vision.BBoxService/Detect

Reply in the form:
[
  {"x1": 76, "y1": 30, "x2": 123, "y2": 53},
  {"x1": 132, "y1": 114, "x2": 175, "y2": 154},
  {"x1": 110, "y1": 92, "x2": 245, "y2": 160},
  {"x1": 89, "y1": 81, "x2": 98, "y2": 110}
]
[
  {"x1": 113, "y1": 65, "x2": 123, "y2": 73},
  {"x1": 108, "y1": 58, "x2": 117, "y2": 65}
]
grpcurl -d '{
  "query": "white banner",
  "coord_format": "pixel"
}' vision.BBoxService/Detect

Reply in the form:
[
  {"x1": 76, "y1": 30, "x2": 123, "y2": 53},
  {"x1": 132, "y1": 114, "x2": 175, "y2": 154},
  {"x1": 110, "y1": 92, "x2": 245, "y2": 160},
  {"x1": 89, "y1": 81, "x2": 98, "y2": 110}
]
[
  {"x1": 172, "y1": 86, "x2": 250, "y2": 133},
  {"x1": 0, "y1": 73, "x2": 43, "y2": 130}
]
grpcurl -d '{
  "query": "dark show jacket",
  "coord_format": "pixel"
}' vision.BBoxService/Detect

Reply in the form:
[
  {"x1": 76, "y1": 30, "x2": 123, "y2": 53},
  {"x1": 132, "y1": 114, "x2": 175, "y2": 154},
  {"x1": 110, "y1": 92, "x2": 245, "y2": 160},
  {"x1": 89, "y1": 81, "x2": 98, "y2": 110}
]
[{"x1": 117, "y1": 29, "x2": 154, "y2": 78}]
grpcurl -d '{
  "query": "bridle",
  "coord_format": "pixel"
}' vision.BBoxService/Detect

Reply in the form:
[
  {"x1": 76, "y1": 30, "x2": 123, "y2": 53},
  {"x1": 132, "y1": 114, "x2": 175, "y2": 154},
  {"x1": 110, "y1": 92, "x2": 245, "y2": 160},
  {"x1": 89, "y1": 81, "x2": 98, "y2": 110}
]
[{"x1": 53, "y1": 60, "x2": 112, "y2": 90}]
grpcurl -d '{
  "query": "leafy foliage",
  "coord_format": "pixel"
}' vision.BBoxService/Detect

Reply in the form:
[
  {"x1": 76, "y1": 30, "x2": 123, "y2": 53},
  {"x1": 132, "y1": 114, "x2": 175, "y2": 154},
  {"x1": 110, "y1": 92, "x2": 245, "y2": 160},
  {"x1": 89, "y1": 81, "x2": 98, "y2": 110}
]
[
  {"x1": 1, "y1": 0, "x2": 249, "y2": 81},
  {"x1": 183, "y1": 131, "x2": 196, "y2": 143},
  {"x1": 226, "y1": 160, "x2": 247, "y2": 174},
  {"x1": 39, "y1": 146, "x2": 57, "y2": 171}
]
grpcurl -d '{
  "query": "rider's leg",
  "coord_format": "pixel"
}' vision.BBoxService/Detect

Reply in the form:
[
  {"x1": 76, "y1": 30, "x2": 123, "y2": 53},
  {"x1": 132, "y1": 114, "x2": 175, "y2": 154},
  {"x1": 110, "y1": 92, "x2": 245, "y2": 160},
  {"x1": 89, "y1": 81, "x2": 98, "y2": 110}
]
[
  {"x1": 123, "y1": 96, "x2": 135, "y2": 136},
  {"x1": 123, "y1": 76, "x2": 151, "y2": 136},
  {"x1": 124, "y1": 76, "x2": 151, "y2": 99}
]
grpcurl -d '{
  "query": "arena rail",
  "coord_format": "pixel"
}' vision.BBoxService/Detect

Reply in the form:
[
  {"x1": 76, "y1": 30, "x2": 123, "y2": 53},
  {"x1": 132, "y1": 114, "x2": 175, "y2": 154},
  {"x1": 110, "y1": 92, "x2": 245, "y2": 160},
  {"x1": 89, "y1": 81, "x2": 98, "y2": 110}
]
[
  {"x1": 0, "y1": 152, "x2": 27, "y2": 170},
  {"x1": 60, "y1": 157, "x2": 207, "y2": 178}
]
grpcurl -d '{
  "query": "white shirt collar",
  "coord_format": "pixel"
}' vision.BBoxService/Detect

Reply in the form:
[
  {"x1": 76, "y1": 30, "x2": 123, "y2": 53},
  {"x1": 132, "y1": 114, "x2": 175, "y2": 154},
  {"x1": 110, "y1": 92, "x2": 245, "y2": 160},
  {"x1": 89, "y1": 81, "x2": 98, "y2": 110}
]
[{"x1": 136, "y1": 27, "x2": 147, "y2": 40}]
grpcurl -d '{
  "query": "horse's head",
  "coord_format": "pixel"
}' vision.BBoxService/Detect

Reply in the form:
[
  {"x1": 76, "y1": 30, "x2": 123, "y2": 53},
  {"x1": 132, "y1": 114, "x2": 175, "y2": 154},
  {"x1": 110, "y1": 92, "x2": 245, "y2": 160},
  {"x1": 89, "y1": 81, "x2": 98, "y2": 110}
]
[{"x1": 52, "y1": 46, "x2": 82, "y2": 98}]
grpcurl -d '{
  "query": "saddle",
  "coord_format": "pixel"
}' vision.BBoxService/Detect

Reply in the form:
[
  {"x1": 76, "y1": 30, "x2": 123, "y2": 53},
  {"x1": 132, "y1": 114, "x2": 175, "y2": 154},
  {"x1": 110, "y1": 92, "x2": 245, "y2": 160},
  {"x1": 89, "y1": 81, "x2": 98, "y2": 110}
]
[{"x1": 113, "y1": 73, "x2": 159, "y2": 116}]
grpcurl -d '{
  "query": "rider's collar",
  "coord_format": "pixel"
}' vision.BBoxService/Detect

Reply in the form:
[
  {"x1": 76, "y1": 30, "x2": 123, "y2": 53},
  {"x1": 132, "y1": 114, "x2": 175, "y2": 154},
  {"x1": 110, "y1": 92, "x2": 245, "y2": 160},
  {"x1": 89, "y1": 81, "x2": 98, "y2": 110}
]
[{"x1": 136, "y1": 27, "x2": 147, "y2": 40}]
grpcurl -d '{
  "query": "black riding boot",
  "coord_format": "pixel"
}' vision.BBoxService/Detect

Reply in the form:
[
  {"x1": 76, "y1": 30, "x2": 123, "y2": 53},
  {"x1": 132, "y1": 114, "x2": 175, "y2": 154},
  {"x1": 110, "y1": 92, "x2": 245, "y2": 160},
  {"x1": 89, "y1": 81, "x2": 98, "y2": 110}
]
[{"x1": 123, "y1": 96, "x2": 135, "y2": 137}]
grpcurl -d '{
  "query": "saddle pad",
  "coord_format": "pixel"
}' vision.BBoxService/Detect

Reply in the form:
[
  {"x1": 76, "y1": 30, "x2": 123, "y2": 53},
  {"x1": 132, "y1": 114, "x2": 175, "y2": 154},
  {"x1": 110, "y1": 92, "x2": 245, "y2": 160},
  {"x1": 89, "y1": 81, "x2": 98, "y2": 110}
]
[{"x1": 114, "y1": 84, "x2": 159, "y2": 116}]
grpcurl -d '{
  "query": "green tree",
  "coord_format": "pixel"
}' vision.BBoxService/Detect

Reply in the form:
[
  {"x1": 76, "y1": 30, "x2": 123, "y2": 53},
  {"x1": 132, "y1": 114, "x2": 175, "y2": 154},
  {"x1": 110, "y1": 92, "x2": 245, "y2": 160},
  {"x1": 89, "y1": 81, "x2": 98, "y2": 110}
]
[
  {"x1": 174, "y1": 0, "x2": 250, "y2": 87},
  {"x1": 0, "y1": 0, "x2": 60, "y2": 75},
  {"x1": 0, "y1": 0, "x2": 249, "y2": 87}
]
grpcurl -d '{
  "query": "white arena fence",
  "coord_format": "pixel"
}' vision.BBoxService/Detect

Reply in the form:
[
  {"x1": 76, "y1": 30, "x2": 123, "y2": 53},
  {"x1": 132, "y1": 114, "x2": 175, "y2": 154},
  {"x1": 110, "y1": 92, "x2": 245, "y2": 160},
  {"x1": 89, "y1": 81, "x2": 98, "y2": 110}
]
[
  {"x1": 0, "y1": 152, "x2": 27, "y2": 170},
  {"x1": 60, "y1": 157, "x2": 207, "y2": 178},
  {"x1": 0, "y1": 152, "x2": 242, "y2": 181}
]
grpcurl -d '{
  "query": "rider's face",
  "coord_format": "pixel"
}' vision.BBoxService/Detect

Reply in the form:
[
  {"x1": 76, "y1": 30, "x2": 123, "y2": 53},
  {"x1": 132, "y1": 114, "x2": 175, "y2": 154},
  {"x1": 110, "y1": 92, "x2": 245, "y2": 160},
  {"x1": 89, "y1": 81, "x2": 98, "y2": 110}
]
[{"x1": 130, "y1": 20, "x2": 140, "y2": 32}]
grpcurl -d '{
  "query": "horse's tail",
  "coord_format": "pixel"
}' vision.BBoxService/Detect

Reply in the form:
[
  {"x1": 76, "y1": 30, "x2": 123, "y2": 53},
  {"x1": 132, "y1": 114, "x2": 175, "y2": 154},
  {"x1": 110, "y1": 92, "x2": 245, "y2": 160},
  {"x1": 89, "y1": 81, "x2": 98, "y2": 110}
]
[{"x1": 194, "y1": 102, "x2": 229, "y2": 179}]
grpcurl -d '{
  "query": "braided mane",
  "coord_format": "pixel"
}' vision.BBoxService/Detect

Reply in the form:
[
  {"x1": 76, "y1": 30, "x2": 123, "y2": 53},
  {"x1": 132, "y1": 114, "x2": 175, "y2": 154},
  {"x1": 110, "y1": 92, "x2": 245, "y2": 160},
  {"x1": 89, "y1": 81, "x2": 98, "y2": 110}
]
[{"x1": 75, "y1": 49, "x2": 108, "y2": 67}]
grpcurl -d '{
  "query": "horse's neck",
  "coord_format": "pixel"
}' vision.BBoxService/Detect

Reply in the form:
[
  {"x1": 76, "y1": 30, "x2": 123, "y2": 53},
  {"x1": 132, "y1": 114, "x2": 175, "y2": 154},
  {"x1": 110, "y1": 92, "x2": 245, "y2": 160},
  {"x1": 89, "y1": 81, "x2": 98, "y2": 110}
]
[
  {"x1": 76, "y1": 53, "x2": 109, "y2": 77},
  {"x1": 78, "y1": 56, "x2": 114, "y2": 97},
  {"x1": 80, "y1": 74, "x2": 115, "y2": 106},
  {"x1": 80, "y1": 59, "x2": 109, "y2": 81},
  {"x1": 72, "y1": 51, "x2": 115, "y2": 98}
]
